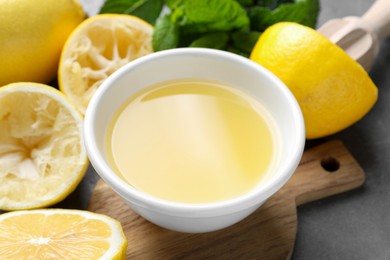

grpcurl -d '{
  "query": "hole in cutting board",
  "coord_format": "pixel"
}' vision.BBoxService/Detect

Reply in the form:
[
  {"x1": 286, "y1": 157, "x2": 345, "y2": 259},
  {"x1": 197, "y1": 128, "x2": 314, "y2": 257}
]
[{"x1": 321, "y1": 156, "x2": 340, "y2": 172}]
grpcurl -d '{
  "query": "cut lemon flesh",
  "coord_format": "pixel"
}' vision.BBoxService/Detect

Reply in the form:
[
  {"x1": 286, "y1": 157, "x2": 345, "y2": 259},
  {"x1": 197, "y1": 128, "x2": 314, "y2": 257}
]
[
  {"x1": 0, "y1": 209, "x2": 127, "y2": 259},
  {"x1": 0, "y1": 83, "x2": 88, "y2": 210},
  {"x1": 59, "y1": 14, "x2": 154, "y2": 115}
]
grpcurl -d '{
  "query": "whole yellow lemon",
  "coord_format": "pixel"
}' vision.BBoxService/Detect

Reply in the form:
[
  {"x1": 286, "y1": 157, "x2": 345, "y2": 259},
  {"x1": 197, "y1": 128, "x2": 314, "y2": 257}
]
[{"x1": 0, "y1": 0, "x2": 85, "y2": 86}]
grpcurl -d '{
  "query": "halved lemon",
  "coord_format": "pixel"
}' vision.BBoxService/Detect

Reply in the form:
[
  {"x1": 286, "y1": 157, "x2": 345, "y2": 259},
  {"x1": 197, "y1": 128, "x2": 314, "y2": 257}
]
[
  {"x1": 250, "y1": 22, "x2": 378, "y2": 139},
  {"x1": 0, "y1": 83, "x2": 88, "y2": 210},
  {"x1": 0, "y1": 209, "x2": 127, "y2": 259},
  {"x1": 58, "y1": 14, "x2": 154, "y2": 115}
]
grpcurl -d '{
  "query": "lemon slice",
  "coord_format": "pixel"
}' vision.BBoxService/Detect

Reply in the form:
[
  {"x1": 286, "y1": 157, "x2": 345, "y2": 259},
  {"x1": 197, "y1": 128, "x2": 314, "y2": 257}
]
[
  {"x1": 250, "y1": 22, "x2": 378, "y2": 139},
  {"x1": 58, "y1": 14, "x2": 154, "y2": 115},
  {"x1": 0, "y1": 83, "x2": 88, "y2": 210},
  {"x1": 0, "y1": 209, "x2": 127, "y2": 259}
]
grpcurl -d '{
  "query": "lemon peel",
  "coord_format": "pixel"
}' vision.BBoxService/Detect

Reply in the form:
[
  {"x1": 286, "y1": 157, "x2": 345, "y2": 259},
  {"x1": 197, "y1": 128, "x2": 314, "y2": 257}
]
[
  {"x1": 250, "y1": 22, "x2": 378, "y2": 139},
  {"x1": 0, "y1": 0, "x2": 85, "y2": 86}
]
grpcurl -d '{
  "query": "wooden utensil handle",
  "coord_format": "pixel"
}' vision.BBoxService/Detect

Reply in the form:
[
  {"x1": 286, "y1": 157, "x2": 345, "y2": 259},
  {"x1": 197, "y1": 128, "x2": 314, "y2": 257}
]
[
  {"x1": 362, "y1": 0, "x2": 390, "y2": 39},
  {"x1": 282, "y1": 140, "x2": 365, "y2": 206}
]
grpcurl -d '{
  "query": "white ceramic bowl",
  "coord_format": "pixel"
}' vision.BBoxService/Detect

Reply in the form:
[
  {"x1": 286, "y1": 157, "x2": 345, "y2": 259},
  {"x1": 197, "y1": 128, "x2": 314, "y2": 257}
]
[{"x1": 84, "y1": 48, "x2": 305, "y2": 233}]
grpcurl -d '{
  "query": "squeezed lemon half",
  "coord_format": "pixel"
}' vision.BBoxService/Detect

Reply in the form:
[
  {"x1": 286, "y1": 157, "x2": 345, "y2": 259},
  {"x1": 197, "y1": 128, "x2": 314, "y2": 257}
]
[
  {"x1": 58, "y1": 14, "x2": 154, "y2": 115},
  {"x1": 0, "y1": 83, "x2": 88, "y2": 210}
]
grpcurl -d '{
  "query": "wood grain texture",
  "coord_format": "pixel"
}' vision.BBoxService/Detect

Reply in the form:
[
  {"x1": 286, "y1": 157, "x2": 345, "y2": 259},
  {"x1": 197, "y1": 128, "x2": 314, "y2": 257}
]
[{"x1": 88, "y1": 140, "x2": 365, "y2": 259}]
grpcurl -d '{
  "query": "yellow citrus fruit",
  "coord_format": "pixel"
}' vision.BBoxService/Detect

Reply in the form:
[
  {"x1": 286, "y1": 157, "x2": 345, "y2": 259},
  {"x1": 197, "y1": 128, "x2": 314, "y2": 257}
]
[
  {"x1": 0, "y1": 83, "x2": 88, "y2": 210},
  {"x1": 250, "y1": 22, "x2": 378, "y2": 139},
  {"x1": 0, "y1": 209, "x2": 127, "y2": 259},
  {"x1": 58, "y1": 14, "x2": 154, "y2": 115},
  {"x1": 0, "y1": 0, "x2": 85, "y2": 86}
]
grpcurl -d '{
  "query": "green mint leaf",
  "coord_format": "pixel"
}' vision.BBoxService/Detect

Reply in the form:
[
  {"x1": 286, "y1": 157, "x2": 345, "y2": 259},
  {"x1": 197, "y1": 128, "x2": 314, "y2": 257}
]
[
  {"x1": 177, "y1": 0, "x2": 250, "y2": 34},
  {"x1": 249, "y1": 0, "x2": 320, "y2": 31},
  {"x1": 248, "y1": 6, "x2": 272, "y2": 31},
  {"x1": 231, "y1": 30, "x2": 261, "y2": 53},
  {"x1": 164, "y1": 0, "x2": 184, "y2": 9},
  {"x1": 236, "y1": 0, "x2": 255, "y2": 6},
  {"x1": 256, "y1": 0, "x2": 295, "y2": 10},
  {"x1": 189, "y1": 32, "x2": 229, "y2": 49},
  {"x1": 152, "y1": 14, "x2": 180, "y2": 51},
  {"x1": 99, "y1": 0, "x2": 164, "y2": 25},
  {"x1": 226, "y1": 46, "x2": 250, "y2": 57}
]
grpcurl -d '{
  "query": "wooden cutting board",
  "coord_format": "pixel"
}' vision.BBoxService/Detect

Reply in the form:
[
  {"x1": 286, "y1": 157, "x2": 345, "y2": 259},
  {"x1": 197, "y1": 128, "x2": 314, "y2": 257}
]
[{"x1": 88, "y1": 140, "x2": 365, "y2": 259}]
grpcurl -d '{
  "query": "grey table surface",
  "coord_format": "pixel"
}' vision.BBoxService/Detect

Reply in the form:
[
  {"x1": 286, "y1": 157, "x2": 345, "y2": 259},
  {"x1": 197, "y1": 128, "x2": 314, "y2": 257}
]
[{"x1": 61, "y1": 0, "x2": 389, "y2": 259}]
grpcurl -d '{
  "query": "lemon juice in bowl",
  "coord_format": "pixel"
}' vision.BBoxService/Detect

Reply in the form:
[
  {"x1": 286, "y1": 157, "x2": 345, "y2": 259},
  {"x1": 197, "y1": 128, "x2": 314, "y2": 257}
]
[
  {"x1": 84, "y1": 48, "x2": 305, "y2": 233},
  {"x1": 106, "y1": 78, "x2": 278, "y2": 204}
]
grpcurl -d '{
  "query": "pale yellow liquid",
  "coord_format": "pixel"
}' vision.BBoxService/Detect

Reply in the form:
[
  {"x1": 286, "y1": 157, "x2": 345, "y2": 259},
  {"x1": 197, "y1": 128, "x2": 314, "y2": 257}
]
[{"x1": 107, "y1": 79, "x2": 276, "y2": 203}]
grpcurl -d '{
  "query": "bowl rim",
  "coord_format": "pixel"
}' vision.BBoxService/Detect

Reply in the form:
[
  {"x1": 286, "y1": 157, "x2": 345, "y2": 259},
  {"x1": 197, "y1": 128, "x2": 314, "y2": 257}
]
[{"x1": 84, "y1": 48, "x2": 305, "y2": 217}]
